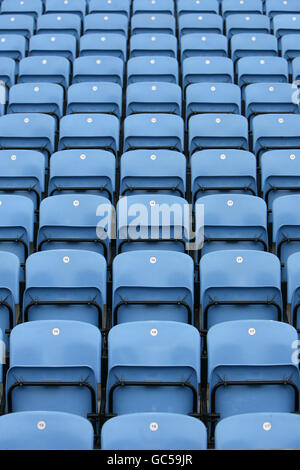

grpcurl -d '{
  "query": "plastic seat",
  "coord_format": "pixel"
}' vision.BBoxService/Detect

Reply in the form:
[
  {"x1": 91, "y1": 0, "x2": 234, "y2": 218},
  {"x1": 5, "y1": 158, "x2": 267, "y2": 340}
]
[
  {"x1": 292, "y1": 57, "x2": 300, "y2": 82},
  {"x1": 37, "y1": 13, "x2": 81, "y2": 39},
  {"x1": 0, "y1": 251, "x2": 19, "y2": 348},
  {"x1": 120, "y1": 150, "x2": 186, "y2": 197},
  {"x1": 181, "y1": 34, "x2": 228, "y2": 61},
  {"x1": 200, "y1": 250, "x2": 282, "y2": 331},
  {"x1": 106, "y1": 321, "x2": 200, "y2": 415},
  {"x1": 237, "y1": 56, "x2": 289, "y2": 87},
  {"x1": 72, "y1": 56, "x2": 124, "y2": 86},
  {"x1": 44, "y1": 0, "x2": 86, "y2": 19},
  {"x1": 67, "y1": 82, "x2": 122, "y2": 118},
  {"x1": 123, "y1": 114, "x2": 184, "y2": 152},
  {"x1": 273, "y1": 194, "x2": 300, "y2": 280},
  {"x1": 126, "y1": 82, "x2": 182, "y2": 115},
  {"x1": 182, "y1": 57, "x2": 234, "y2": 88},
  {"x1": 231, "y1": 33, "x2": 278, "y2": 62},
  {"x1": 101, "y1": 413, "x2": 207, "y2": 450},
  {"x1": 8, "y1": 83, "x2": 64, "y2": 120},
  {"x1": 266, "y1": 0, "x2": 300, "y2": 18},
  {"x1": 191, "y1": 149, "x2": 257, "y2": 202},
  {"x1": 6, "y1": 320, "x2": 101, "y2": 418},
  {"x1": 48, "y1": 149, "x2": 115, "y2": 201},
  {"x1": 130, "y1": 33, "x2": 177, "y2": 58},
  {"x1": 0, "y1": 150, "x2": 45, "y2": 213},
  {"x1": 29, "y1": 33, "x2": 76, "y2": 61},
  {"x1": 38, "y1": 194, "x2": 112, "y2": 259},
  {"x1": 0, "y1": 411, "x2": 94, "y2": 450},
  {"x1": 226, "y1": 14, "x2": 270, "y2": 38},
  {"x1": 132, "y1": 0, "x2": 174, "y2": 16},
  {"x1": 1, "y1": 0, "x2": 43, "y2": 19},
  {"x1": 252, "y1": 114, "x2": 300, "y2": 158},
  {"x1": 0, "y1": 57, "x2": 15, "y2": 87},
  {"x1": 84, "y1": 13, "x2": 128, "y2": 37},
  {"x1": 186, "y1": 83, "x2": 241, "y2": 122},
  {"x1": 131, "y1": 14, "x2": 176, "y2": 35},
  {"x1": 88, "y1": 0, "x2": 130, "y2": 17},
  {"x1": 18, "y1": 56, "x2": 70, "y2": 89},
  {"x1": 189, "y1": 114, "x2": 248, "y2": 154},
  {"x1": 127, "y1": 56, "x2": 179, "y2": 84},
  {"x1": 281, "y1": 34, "x2": 300, "y2": 60},
  {"x1": 244, "y1": 83, "x2": 298, "y2": 120},
  {"x1": 79, "y1": 33, "x2": 127, "y2": 60},
  {"x1": 23, "y1": 249, "x2": 106, "y2": 328},
  {"x1": 178, "y1": 14, "x2": 223, "y2": 36},
  {"x1": 287, "y1": 252, "x2": 300, "y2": 336},
  {"x1": 215, "y1": 412, "x2": 300, "y2": 450},
  {"x1": 273, "y1": 14, "x2": 300, "y2": 38},
  {"x1": 116, "y1": 194, "x2": 190, "y2": 253},
  {"x1": 0, "y1": 15, "x2": 34, "y2": 39},
  {"x1": 0, "y1": 34, "x2": 26, "y2": 61},
  {"x1": 58, "y1": 113, "x2": 119, "y2": 155},
  {"x1": 207, "y1": 320, "x2": 300, "y2": 435},
  {"x1": 222, "y1": 0, "x2": 263, "y2": 18},
  {"x1": 177, "y1": 0, "x2": 219, "y2": 16},
  {"x1": 112, "y1": 250, "x2": 194, "y2": 325}
]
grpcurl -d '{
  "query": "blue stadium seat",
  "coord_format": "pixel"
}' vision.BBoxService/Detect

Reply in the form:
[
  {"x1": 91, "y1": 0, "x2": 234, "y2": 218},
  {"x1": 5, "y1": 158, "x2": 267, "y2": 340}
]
[
  {"x1": 226, "y1": 14, "x2": 270, "y2": 38},
  {"x1": 44, "y1": 0, "x2": 86, "y2": 19},
  {"x1": 273, "y1": 14, "x2": 300, "y2": 38},
  {"x1": 261, "y1": 150, "x2": 300, "y2": 218},
  {"x1": 181, "y1": 34, "x2": 228, "y2": 61},
  {"x1": 266, "y1": 0, "x2": 300, "y2": 18},
  {"x1": 215, "y1": 413, "x2": 300, "y2": 450},
  {"x1": 48, "y1": 149, "x2": 115, "y2": 201},
  {"x1": 252, "y1": 114, "x2": 300, "y2": 158},
  {"x1": 196, "y1": 194, "x2": 268, "y2": 257},
  {"x1": 23, "y1": 249, "x2": 106, "y2": 327},
  {"x1": 6, "y1": 320, "x2": 101, "y2": 417},
  {"x1": 207, "y1": 320, "x2": 299, "y2": 432},
  {"x1": 132, "y1": 0, "x2": 174, "y2": 16},
  {"x1": 112, "y1": 250, "x2": 194, "y2": 324},
  {"x1": 189, "y1": 114, "x2": 248, "y2": 154},
  {"x1": 37, "y1": 13, "x2": 81, "y2": 39},
  {"x1": 29, "y1": 33, "x2": 76, "y2": 61},
  {"x1": 222, "y1": 0, "x2": 263, "y2": 17},
  {"x1": 178, "y1": 14, "x2": 223, "y2": 36},
  {"x1": 8, "y1": 83, "x2": 64, "y2": 120},
  {"x1": 273, "y1": 194, "x2": 300, "y2": 280},
  {"x1": 186, "y1": 83, "x2": 241, "y2": 122},
  {"x1": 287, "y1": 252, "x2": 300, "y2": 336},
  {"x1": 231, "y1": 33, "x2": 278, "y2": 62},
  {"x1": 191, "y1": 149, "x2": 257, "y2": 201},
  {"x1": 126, "y1": 82, "x2": 182, "y2": 115},
  {"x1": 0, "y1": 411, "x2": 94, "y2": 450},
  {"x1": 58, "y1": 113, "x2": 119, "y2": 155},
  {"x1": 200, "y1": 251, "x2": 282, "y2": 330},
  {"x1": 101, "y1": 413, "x2": 207, "y2": 450},
  {"x1": 0, "y1": 251, "x2": 19, "y2": 348},
  {"x1": 0, "y1": 113, "x2": 55, "y2": 160},
  {"x1": 18, "y1": 56, "x2": 70, "y2": 89},
  {"x1": 1, "y1": 0, "x2": 43, "y2": 19},
  {"x1": 38, "y1": 194, "x2": 112, "y2": 259},
  {"x1": 130, "y1": 33, "x2": 177, "y2": 58},
  {"x1": 177, "y1": 0, "x2": 219, "y2": 16},
  {"x1": 67, "y1": 82, "x2": 122, "y2": 117},
  {"x1": 123, "y1": 114, "x2": 184, "y2": 152},
  {"x1": 131, "y1": 13, "x2": 176, "y2": 35},
  {"x1": 80, "y1": 33, "x2": 127, "y2": 60},
  {"x1": 120, "y1": 150, "x2": 186, "y2": 197},
  {"x1": 0, "y1": 34, "x2": 26, "y2": 60},
  {"x1": 244, "y1": 83, "x2": 298, "y2": 120},
  {"x1": 237, "y1": 56, "x2": 289, "y2": 87},
  {"x1": 0, "y1": 57, "x2": 15, "y2": 87},
  {"x1": 0, "y1": 15, "x2": 34, "y2": 39},
  {"x1": 292, "y1": 57, "x2": 300, "y2": 82},
  {"x1": 106, "y1": 321, "x2": 200, "y2": 415},
  {"x1": 0, "y1": 150, "x2": 45, "y2": 212},
  {"x1": 127, "y1": 56, "x2": 179, "y2": 84},
  {"x1": 84, "y1": 13, "x2": 128, "y2": 36},
  {"x1": 73, "y1": 56, "x2": 124, "y2": 86},
  {"x1": 88, "y1": 0, "x2": 130, "y2": 17},
  {"x1": 182, "y1": 57, "x2": 234, "y2": 88},
  {"x1": 281, "y1": 34, "x2": 300, "y2": 60}
]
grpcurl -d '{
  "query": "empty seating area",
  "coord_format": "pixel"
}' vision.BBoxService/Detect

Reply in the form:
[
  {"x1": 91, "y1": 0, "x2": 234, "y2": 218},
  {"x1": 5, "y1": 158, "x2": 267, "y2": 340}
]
[{"x1": 0, "y1": 0, "x2": 299, "y2": 451}]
